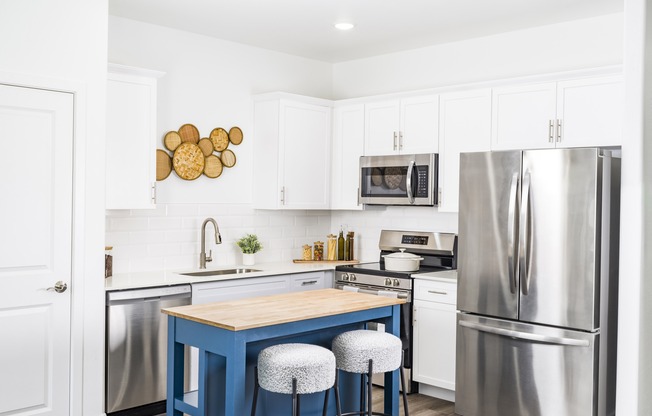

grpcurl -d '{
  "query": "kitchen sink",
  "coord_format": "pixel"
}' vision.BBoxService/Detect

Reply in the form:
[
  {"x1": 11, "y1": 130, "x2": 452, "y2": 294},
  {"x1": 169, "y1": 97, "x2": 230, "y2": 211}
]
[{"x1": 179, "y1": 268, "x2": 261, "y2": 277}]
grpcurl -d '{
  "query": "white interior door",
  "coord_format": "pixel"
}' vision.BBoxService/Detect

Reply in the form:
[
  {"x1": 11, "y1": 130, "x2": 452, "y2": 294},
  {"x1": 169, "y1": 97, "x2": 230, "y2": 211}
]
[{"x1": 0, "y1": 84, "x2": 73, "y2": 416}]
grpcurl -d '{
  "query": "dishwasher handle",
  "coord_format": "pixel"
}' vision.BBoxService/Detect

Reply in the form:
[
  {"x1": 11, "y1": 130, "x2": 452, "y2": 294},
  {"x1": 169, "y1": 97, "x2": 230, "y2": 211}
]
[{"x1": 106, "y1": 285, "x2": 191, "y2": 305}]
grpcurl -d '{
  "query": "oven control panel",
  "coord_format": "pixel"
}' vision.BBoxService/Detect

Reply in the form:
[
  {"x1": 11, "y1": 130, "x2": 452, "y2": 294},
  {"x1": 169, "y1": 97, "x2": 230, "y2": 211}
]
[{"x1": 336, "y1": 271, "x2": 412, "y2": 291}]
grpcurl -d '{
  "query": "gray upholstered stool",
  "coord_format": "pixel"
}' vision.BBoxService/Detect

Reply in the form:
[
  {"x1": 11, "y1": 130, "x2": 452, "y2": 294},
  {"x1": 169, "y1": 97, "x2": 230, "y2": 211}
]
[
  {"x1": 332, "y1": 330, "x2": 409, "y2": 416},
  {"x1": 251, "y1": 343, "x2": 338, "y2": 416}
]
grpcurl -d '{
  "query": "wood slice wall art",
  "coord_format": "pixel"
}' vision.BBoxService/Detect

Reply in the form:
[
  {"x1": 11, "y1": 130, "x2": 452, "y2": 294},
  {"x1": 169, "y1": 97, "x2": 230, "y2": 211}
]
[{"x1": 156, "y1": 123, "x2": 244, "y2": 181}]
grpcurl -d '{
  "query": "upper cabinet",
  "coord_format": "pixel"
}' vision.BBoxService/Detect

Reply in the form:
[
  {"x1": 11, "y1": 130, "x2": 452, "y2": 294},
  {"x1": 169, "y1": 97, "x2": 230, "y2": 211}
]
[
  {"x1": 106, "y1": 64, "x2": 164, "y2": 209},
  {"x1": 491, "y1": 75, "x2": 623, "y2": 150},
  {"x1": 555, "y1": 76, "x2": 623, "y2": 148},
  {"x1": 438, "y1": 89, "x2": 492, "y2": 212},
  {"x1": 253, "y1": 94, "x2": 332, "y2": 210},
  {"x1": 364, "y1": 95, "x2": 439, "y2": 156},
  {"x1": 331, "y1": 103, "x2": 364, "y2": 210}
]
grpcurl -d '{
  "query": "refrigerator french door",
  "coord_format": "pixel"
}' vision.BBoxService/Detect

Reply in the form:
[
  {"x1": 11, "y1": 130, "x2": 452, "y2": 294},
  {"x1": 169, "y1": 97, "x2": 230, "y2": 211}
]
[{"x1": 455, "y1": 148, "x2": 620, "y2": 416}]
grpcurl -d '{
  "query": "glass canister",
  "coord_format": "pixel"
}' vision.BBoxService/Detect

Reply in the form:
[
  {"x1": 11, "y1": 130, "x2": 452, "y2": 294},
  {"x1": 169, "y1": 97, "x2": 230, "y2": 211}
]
[
  {"x1": 313, "y1": 241, "x2": 324, "y2": 261},
  {"x1": 105, "y1": 246, "x2": 113, "y2": 278},
  {"x1": 302, "y1": 244, "x2": 312, "y2": 261},
  {"x1": 327, "y1": 234, "x2": 337, "y2": 261}
]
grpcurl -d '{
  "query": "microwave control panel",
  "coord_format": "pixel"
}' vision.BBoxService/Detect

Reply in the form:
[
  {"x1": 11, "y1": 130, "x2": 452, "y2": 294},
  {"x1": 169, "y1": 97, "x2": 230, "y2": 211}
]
[{"x1": 415, "y1": 166, "x2": 429, "y2": 197}]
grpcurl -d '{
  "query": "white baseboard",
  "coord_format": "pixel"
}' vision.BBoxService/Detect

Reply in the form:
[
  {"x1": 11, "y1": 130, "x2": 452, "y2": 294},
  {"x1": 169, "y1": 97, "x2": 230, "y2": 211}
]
[{"x1": 418, "y1": 383, "x2": 455, "y2": 402}]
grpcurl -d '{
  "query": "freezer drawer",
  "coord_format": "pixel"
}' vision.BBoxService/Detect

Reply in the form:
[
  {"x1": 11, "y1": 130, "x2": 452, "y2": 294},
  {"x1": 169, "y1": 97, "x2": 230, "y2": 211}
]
[{"x1": 455, "y1": 314, "x2": 600, "y2": 416}]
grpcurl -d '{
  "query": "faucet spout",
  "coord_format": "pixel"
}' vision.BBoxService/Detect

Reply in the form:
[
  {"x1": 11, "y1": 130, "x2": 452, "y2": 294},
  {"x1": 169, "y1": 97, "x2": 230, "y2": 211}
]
[{"x1": 200, "y1": 218, "x2": 222, "y2": 269}]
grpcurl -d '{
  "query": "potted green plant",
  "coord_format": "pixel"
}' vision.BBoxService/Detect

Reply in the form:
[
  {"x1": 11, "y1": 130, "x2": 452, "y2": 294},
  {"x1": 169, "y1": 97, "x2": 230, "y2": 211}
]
[{"x1": 236, "y1": 234, "x2": 262, "y2": 265}]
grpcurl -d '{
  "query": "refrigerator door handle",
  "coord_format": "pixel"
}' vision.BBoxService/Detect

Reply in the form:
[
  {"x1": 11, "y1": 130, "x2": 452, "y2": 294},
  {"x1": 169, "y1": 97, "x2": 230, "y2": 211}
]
[
  {"x1": 507, "y1": 172, "x2": 519, "y2": 294},
  {"x1": 406, "y1": 160, "x2": 415, "y2": 204},
  {"x1": 459, "y1": 320, "x2": 590, "y2": 347},
  {"x1": 519, "y1": 172, "x2": 532, "y2": 295}
]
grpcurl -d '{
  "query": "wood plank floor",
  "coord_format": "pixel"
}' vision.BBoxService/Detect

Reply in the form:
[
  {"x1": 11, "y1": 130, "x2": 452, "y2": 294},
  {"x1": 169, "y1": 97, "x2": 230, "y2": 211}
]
[{"x1": 371, "y1": 386, "x2": 458, "y2": 416}]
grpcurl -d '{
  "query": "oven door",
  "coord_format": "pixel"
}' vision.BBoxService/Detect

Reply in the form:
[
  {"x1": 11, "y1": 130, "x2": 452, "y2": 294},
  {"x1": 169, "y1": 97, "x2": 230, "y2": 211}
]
[
  {"x1": 334, "y1": 283, "x2": 417, "y2": 393},
  {"x1": 359, "y1": 154, "x2": 438, "y2": 206}
]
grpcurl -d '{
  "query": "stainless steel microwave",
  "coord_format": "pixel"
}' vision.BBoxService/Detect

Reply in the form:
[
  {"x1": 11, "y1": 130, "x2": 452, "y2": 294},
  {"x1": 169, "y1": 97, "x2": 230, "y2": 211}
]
[{"x1": 359, "y1": 153, "x2": 438, "y2": 206}]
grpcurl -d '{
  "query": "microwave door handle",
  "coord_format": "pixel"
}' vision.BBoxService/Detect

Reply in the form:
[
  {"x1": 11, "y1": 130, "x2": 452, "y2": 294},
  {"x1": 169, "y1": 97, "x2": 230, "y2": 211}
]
[{"x1": 406, "y1": 160, "x2": 415, "y2": 204}]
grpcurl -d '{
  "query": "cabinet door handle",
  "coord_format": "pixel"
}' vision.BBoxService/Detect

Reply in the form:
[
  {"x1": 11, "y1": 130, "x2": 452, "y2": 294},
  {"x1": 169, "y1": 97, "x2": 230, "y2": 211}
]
[
  {"x1": 301, "y1": 280, "x2": 318, "y2": 286},
  {"x1": 393, "y1": 131, "x2": 398, "y2": 151},
  {"x1": 151, "y1": 182, "x2": 157, "y2": 203},
  {"x1": 556, "y1": 119, "x2": 562, "y2": 142},
  {"x1": 548, "y1": 120, "x2": 554, "y2": 143},
  {"x1": 280, "y1": 186, "x2": 285, "y2": 205},
  {"x1": 428, "y1": 290, "x2": 448, "y2": 295},
  {"x1": 399, "y1": 131, "x2": 404, "y2": 150}
]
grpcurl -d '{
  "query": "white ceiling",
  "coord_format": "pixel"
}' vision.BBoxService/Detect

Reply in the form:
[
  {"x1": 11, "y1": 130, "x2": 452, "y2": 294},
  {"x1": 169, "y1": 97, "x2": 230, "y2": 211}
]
[{"x1": 109, "y1": 0, "x2": 623, "y2": 63}]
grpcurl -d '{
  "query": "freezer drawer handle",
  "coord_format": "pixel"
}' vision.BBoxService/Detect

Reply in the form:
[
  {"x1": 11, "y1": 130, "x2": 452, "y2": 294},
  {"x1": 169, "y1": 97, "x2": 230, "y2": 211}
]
[{"x1": 459, "y1": 320, "x2": 590, "y2": 347}]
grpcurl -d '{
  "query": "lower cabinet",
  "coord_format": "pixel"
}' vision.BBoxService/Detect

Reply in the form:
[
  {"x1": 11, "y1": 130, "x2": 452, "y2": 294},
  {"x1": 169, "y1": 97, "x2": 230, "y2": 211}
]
[
  {"x1": 413, "y1": 277, "x2": 457, "y2": 399},
  {"x1": 188, "y1": 270, "x2": 331, "y2": 391}
]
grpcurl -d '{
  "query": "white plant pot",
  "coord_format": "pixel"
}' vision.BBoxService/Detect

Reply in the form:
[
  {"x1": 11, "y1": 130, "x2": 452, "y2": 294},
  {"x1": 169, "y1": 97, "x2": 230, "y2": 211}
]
[{"x1": 242, "y1": 253, "x2": 255, "y2": 266}]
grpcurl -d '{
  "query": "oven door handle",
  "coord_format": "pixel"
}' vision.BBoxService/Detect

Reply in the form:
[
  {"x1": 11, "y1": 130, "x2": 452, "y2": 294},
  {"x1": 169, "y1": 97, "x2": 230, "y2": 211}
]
[{"x1": 340, "y1": 285, "x2": 409, "y2": 300}]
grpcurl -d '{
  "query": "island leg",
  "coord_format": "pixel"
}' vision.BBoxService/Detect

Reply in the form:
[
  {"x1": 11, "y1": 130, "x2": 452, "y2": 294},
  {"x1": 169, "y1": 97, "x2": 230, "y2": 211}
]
[
  {"x1": 224, "y1": 333, "x2": 247, "y2": 416},
  {"x1": 167, "y1": 316, "x2": 184, "y2": 416},
  {"x1": 384, "y1": 304, "x2": 400, "y2": 415}
]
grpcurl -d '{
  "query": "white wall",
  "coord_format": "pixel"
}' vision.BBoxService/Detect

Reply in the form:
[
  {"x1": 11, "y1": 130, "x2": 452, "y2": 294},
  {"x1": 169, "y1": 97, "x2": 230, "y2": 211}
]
[
  {"x1": 618, "y1": 0, "x2": 651, "y2": 413},
  {"x1": 332, "y1": 13, "x2": 623, "y2": 99},
  {"x1": 0, "y1": 1, "x2": 107, "y2": 415}
]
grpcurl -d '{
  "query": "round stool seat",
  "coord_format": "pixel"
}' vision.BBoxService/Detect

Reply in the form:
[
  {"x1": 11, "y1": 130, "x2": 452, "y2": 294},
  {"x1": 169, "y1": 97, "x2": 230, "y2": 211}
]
[
  {"x1": 258, "y1": 343, "x2": 336, "y2": 395},
  {"x1": 332, "y1": 330, "x2": 402, "y2": 374}
]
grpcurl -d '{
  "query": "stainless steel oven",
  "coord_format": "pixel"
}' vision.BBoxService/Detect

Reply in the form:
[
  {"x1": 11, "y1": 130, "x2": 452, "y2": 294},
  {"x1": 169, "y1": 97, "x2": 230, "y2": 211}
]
[
  {"x1": 335, "y1": 230, "x2": 457, "y2": 394},
  {"x1": 359, "y1": 153, "x2": 438, "y2": 206}
]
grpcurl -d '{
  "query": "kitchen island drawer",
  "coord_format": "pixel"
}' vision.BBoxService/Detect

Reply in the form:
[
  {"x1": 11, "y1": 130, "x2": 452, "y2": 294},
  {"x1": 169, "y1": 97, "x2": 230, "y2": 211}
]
[
  {"x1": 290, "y1": 271, "x2": 327, "y2": 291},
  {"x1": 414, "y1": 279, "x2": 457, "y2": 304}
]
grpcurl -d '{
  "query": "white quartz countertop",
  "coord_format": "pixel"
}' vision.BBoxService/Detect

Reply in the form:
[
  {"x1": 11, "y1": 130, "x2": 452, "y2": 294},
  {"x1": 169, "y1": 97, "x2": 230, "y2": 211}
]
[
  {"x1": 105, "y1": 261, "x2": 337, "y2": 291},
  {"x1": 413, "y1": 269, "x2": 458, "y2": 283}
]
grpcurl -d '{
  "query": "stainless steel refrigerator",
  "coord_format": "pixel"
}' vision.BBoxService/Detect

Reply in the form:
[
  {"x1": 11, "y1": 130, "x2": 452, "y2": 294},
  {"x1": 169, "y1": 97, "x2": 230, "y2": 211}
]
[{"x1": 455, "y1": 148, "x2": 620, "y2": 416}]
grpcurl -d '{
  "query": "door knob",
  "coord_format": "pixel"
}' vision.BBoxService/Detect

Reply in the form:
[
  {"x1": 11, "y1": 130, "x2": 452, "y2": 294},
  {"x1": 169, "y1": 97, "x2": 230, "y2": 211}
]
[{"x1": 47, "y1": 281, "x2": 68, "y2": 293}]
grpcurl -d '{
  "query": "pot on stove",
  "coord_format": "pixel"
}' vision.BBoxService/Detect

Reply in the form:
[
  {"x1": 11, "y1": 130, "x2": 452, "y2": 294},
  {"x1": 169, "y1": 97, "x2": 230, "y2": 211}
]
[{"x1": 382, "y1": 249, "x2": 424, "y2": 272}]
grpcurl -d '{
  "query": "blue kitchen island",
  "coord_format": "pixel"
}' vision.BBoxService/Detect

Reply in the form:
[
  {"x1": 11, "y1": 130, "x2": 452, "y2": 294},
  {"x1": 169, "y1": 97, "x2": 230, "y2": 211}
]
[{"x1": 162, "y1": 288, "x2": 404, "y2": 416}]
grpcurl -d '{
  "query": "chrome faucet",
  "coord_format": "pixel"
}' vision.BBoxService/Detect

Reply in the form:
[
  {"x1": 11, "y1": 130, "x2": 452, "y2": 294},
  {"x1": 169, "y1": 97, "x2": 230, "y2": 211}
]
[{"x1": 200, "y1": 218, "x2": 222, "y2": 269}]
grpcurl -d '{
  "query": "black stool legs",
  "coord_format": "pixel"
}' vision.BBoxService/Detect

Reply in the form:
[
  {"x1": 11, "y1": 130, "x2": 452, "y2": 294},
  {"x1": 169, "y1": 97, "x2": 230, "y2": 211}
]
[
  {"x1": 333, "y1": 358, "x2": 409, "y2": 416},
  {"x1": 251, "y1": 366, "x2": 337, "y2": 416}
]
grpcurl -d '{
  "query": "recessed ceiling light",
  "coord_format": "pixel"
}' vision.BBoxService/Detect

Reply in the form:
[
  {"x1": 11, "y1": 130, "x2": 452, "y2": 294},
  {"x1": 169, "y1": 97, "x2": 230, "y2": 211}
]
[{"x1": 334, "y1": 22, "x2": 355, "y2": 31}]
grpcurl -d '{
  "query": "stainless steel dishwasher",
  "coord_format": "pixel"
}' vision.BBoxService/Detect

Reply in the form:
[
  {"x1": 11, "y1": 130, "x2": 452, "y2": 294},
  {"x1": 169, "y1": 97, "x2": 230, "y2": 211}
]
[{"x1": 106, "y1": 285, "x2": 191, "y2": 415}]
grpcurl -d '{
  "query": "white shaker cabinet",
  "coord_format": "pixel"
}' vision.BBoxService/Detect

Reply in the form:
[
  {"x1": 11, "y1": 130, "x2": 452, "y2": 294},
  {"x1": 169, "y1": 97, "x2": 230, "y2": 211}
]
[
  {"x1": 437, "y1": 89, "x2": 492, "y2": 212},
  {"x1": 106, "y1": 64, "x2": 164, "y2": 209},
  {"x1": 555, "y1": 75, "x2": 623, "y2": 148},
  {"x1": 364, "y1": 95, "x2": 439, "y2": 156},
  {"x1": 331, "y1": 104, "x2": 364, "y2": 210},
  {"x1": 491, "y1": 82, "x2": 557, "y2": 150},
  {"x1": 491, "y1": 75, "x2": 623, "y2": 150},
  {"x1": 253, "y1": 94, "x2": 332, "y2": 210},
  {"x1": 413, "y1": 276, "x2": 457, "y2": 398}
]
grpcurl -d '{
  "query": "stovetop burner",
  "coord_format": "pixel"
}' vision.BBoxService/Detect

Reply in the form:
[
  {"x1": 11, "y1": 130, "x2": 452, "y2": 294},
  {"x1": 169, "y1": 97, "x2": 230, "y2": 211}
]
[{"x1": 336, "y1": 262, "x2": 452, "y2": 279}]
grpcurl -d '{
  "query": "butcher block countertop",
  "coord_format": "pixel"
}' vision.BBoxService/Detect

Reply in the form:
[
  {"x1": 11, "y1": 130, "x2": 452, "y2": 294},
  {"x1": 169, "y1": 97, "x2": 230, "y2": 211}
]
[{"x1": 162, "y1": 288, "x2": 405, "y2": 331}]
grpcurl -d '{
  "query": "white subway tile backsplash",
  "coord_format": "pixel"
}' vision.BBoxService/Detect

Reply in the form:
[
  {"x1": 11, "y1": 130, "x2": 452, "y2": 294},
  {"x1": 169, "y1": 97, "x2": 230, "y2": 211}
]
[
  {"x1": 149, "y1": 217, "x2": 183, "y2": 230},
  {"x1": 167, "y1": 204, "x2": 200, "y2": 217},
  {"x1": 105, "y1": 202, "x2": 458, "y2": 274},
  {"x1": 110, "y1": 217, "x2": 149, "y2": 231}
]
